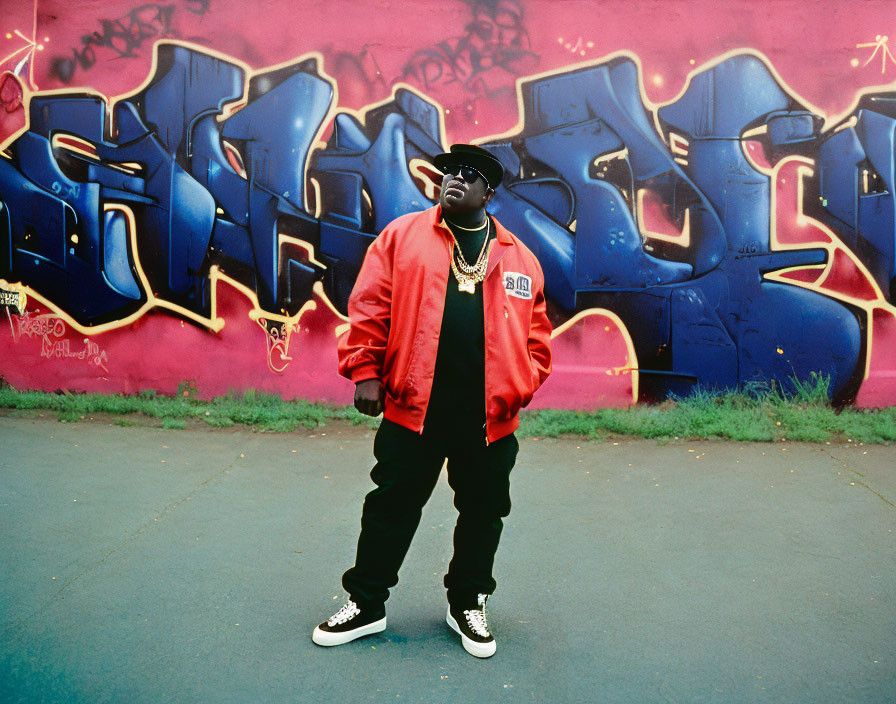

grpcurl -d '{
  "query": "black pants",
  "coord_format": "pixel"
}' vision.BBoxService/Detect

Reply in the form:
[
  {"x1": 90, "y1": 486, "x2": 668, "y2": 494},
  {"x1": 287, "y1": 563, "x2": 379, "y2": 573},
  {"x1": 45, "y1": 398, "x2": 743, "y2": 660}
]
[{"x1": 342, "y1": 417, "x2": 519, "y2": 610}]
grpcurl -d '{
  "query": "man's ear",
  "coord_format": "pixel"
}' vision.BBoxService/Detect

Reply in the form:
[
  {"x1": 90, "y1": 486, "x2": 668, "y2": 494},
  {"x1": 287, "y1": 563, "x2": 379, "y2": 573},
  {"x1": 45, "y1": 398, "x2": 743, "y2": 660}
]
[{"x1": 483, "y1": 188, "x2": 495, "y2": 205}]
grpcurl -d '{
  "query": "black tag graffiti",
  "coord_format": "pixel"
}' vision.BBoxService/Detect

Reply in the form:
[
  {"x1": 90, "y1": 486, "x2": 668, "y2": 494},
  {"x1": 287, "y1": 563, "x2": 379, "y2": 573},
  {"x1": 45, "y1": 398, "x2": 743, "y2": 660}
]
[{"x1": 50, "y1": 1, "x2": 210, "y2": 84}]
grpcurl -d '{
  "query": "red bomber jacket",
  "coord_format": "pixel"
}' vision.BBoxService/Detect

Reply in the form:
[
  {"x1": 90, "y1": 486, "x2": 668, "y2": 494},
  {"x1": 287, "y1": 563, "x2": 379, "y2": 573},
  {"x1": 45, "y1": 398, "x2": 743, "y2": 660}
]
[{"x1": 337, "y1": 204, "x2": 553, "y2": 443}]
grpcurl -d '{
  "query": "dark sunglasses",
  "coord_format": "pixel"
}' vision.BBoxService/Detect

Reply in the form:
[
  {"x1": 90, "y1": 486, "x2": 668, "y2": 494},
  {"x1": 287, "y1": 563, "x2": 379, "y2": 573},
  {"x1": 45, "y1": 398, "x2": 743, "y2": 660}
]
[{"x1": 442, "y1": 163, "x2": 487, "y2": 185}]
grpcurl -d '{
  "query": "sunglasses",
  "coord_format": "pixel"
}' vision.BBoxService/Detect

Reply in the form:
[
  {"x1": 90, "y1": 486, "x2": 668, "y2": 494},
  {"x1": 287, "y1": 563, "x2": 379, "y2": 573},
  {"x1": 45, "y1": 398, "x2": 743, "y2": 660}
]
[{"x1": 442, "y1": 163, "x2": 487, "y2": 185}]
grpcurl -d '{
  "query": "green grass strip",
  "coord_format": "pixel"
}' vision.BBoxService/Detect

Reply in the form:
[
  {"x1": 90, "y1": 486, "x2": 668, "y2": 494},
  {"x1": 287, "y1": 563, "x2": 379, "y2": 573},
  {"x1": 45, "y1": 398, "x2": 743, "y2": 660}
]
[
  {"x1": 519, "y1": 375, "x2": 896, "y2": 443},
  {"x1": 0, "y1": 374, "x2": 894, "y2": 443}
]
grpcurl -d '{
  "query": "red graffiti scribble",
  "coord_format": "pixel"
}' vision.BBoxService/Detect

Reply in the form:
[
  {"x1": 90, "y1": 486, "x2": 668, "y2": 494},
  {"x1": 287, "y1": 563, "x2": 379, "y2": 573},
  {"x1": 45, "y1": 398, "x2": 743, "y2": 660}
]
[
  {"x1": 14, "y1": 309, "x2": 109, "y2": 371},
  {"x1": 16, "y1": 310, "x2": 67, "y2": 339},
  {"x1": 41, "y1": 335, "x2": 109, "y2": 371}
]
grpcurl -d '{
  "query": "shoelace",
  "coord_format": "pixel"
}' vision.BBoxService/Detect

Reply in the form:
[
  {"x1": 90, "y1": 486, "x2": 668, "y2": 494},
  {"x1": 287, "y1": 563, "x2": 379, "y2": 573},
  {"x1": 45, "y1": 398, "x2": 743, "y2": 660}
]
[
  {"x1": 328, "y1": 600, "x2": 360, "y2": 626},
  {"x1": 463, "y1": 605, "x2": 490, "y2": 638}
]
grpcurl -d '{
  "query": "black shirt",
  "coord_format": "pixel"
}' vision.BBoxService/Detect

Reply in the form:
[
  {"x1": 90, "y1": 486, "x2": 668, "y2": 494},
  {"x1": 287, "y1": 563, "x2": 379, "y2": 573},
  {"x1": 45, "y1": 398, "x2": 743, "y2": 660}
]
[{"x1": 424, "y1": 217, "x2": 496, "y2": 433}]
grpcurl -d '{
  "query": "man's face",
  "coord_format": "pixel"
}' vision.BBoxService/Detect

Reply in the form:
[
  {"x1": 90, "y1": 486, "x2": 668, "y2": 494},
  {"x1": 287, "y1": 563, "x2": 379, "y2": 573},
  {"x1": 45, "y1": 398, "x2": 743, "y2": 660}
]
[{"x1": 439, "y1": 165, "x2": 492, "y2": 216}]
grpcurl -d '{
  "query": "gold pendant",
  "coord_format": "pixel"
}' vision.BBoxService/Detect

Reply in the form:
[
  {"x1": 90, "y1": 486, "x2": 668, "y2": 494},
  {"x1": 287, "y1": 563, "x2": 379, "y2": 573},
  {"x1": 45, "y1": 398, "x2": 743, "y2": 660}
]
[{"x1": 458, "y1": 280, "x2": 476, "y2": 294}]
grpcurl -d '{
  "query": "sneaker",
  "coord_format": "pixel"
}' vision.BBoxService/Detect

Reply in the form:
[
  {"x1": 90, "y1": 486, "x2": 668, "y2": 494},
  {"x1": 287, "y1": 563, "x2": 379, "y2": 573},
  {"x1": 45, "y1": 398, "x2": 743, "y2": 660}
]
[
  {"x1": 312, "y1": 600, "x2": 386, "y2": 647},
  {"x1": 446, "y1": 593, "x2": 496, "y2": 658}
]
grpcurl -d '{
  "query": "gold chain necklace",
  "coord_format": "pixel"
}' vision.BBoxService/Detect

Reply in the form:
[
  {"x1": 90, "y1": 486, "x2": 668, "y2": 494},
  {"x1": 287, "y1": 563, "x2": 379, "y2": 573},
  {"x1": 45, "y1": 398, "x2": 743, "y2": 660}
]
[
  {"x1": 445, "y1": 216, "x2": 488, "y2": 232},
  {"x1": 449, "y1": 219, "x2": 490, "y2": 294}
]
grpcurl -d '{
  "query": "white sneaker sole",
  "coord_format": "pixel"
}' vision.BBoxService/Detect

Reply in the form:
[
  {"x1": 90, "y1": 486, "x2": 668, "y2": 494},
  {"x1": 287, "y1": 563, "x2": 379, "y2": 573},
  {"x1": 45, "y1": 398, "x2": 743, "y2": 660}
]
[
  {"x1": 446, "y1": 608, "x2": 496, "y2": 658},
  {"x1": 311, "y1": 616, "x2": 387, "y2": 646}
]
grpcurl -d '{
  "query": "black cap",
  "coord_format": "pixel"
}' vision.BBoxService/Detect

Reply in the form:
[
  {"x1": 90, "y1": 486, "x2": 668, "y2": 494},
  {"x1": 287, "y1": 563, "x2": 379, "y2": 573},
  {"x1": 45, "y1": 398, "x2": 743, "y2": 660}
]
[{"x1": 433, "y1": 143, "x2": 504, "y2": 189}]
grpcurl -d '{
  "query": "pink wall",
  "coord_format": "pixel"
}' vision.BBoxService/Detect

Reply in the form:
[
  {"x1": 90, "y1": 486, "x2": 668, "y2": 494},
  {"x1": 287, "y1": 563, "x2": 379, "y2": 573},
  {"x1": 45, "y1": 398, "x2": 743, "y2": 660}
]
[{"x1": 1, "y1": 0, "x2": 895, "y2": 407}]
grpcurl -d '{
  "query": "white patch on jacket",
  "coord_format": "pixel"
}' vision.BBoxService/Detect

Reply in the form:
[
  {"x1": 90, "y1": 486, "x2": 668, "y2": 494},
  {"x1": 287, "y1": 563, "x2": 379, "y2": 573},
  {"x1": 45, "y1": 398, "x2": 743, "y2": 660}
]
[{"x1": 502, "y1": 272, "x2": 532, "y2": 300}]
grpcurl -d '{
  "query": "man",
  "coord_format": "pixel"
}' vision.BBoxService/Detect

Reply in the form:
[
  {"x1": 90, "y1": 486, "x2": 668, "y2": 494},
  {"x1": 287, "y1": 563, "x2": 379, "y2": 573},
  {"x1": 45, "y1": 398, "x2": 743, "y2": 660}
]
[{"x1": 312, "y1": 144, "x2": 552, "y2": 658}]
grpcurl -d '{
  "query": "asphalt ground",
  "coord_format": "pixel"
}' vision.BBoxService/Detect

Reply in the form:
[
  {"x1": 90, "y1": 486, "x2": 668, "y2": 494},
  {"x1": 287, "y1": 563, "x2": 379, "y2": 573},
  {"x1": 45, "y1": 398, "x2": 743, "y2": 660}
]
[{"x1": 1, "y1": 416, "x2": 894, "y2": 703}]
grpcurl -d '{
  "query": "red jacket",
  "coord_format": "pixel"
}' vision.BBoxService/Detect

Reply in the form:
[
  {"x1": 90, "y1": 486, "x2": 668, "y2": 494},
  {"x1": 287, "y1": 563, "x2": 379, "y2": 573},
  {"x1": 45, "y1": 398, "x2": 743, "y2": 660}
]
[{"x1": 337, "y1": 204, "x2": 552, "y2": 443}]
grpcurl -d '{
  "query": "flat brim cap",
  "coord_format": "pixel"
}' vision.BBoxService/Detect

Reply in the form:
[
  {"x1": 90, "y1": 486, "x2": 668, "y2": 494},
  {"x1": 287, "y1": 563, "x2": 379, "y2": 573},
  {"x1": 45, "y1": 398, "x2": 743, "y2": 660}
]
[{"x1": 433, "y1": 143, "x2": 504, "y2": 189}]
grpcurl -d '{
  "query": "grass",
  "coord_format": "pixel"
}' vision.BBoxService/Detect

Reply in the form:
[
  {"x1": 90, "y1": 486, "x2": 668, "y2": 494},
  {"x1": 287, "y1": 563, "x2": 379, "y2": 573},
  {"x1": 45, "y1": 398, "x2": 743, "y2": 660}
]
[
  {"x1": 0, "y1": 374, "x2": 893, "y2": 443},
  {"x1": 520, "y1": 374, "x2": 895, "y2": 444},
  {"x1": 0, "y1": 385, "x2": 380, "y2": 433}
]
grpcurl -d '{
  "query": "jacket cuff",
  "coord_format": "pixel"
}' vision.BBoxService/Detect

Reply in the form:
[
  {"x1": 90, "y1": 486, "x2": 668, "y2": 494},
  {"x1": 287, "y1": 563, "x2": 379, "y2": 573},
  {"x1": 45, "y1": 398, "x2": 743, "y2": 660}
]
[{"x1": 350, "y1": 365, "x2": 382, "y2": 384}]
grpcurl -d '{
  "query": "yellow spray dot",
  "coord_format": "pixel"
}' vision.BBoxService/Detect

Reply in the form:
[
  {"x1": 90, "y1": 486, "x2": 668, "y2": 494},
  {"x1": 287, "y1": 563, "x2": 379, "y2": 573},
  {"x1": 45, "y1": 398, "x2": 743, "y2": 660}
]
[{"x1": 776, "y1": 347, "x2": 784, "y2": 354}]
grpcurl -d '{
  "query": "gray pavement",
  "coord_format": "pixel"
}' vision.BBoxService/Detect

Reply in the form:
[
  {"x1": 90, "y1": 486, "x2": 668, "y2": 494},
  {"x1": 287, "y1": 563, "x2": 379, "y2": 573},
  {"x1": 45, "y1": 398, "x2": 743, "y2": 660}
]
[{"x1": 1, "y1": 416, "x2": 894, "y2": 703}]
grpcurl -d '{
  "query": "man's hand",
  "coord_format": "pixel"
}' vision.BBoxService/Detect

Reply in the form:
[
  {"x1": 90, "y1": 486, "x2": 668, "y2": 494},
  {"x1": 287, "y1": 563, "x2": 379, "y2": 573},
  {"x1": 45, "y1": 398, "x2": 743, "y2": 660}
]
[{"x1": 354, "y1": 379, "x2": 385, "y2": 417}]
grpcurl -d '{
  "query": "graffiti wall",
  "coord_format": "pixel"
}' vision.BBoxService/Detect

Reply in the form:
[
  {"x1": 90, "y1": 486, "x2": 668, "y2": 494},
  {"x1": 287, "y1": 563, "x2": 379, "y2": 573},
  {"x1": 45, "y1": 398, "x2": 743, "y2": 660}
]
[{"x1": 1, "y1": 0, "x2": 895, "y2": 408}]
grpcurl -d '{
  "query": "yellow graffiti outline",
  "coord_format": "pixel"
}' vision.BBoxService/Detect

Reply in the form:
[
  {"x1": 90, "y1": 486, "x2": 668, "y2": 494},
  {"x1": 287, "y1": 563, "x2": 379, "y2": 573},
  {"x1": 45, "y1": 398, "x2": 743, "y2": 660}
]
[
  {"x1": 0, "y1": 41, "x2": 346, "y2": 341},
  {"x1": 741, "y1": 125, "x2": 768, "y2": 140},
  {"x1": 0, "y1": 200, "x2": 349, "y2": 347},
  {"x1": 473, "y1": 47, "x2": 896, "y2": 151},
  {"x1": 550, "y1": 307, "x2": 639, "y2": 404},
  {"x1": 309, "y1": 81, "x2": 450, "y2": 155},
  {"x1": 0, "y1": 39, "x2": 342, "y2": 201},
  {"x1": 279, "y1": 236, "x2": 327, "y2": 270},
  {"x1": 754, "y1": 154, "x2": 896, "y2": 383},
  {"x1": 466, "y1": 51, "x2": 687, "y2": 370},
  {"x1": 2, "y1": 203, "x2": 221, "y2": 333},
  {"x1": 107, "y1": 41, "x2": 341, "y2": 209},
  {"x1": 834, "y1": 116, "x2": 859, "y2": 133},
  {"x1": 468, "y1": 47, "x2": 896, "y2": 387},
  {"x1": 308, "y1": 176, "x2": 322, "y2": 218},
  {"x1": 651, "y1": 49, "x2": 896, "y2": 135},
  {"x1": 668, "y1": 133, "x2": 689, "y2": 155},
  {"x1": 303, "y1": 82, "x2": 450, "y2": 214},
  {"x1": 50, "y1": 133, "x2": 143, "y2": 174},
  {"x1": 3, "y1": 41, "x2": 894, "y2": 394},
  {"x1": 593, "y1": 147, "x2": 629, "y2": 166},
  {"x1": 408, "y1": 157, "x2": 442, "y2": 200}
]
